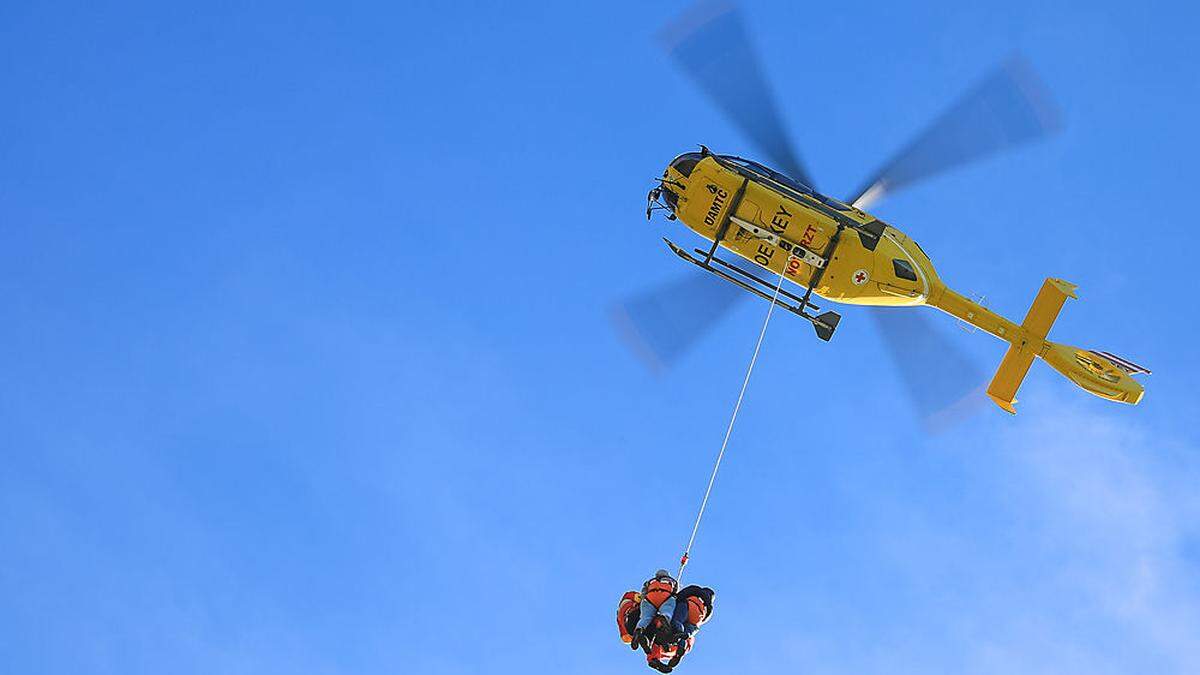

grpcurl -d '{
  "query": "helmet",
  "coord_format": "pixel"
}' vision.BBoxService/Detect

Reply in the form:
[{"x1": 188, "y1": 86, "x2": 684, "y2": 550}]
[{"x1": 655, "y1": 569, "x2": 671, "y2": 579}]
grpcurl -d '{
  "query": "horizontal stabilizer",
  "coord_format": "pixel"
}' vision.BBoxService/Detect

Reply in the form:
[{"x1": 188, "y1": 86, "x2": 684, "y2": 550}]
[
  {"x1": 986, "y1": 277, "x2": 1077, "y2": 414},
  {"x1": 1021, "y1": 278, "x2": 1076, "y2": 340},
  {"x1": 987, "y1": 345, "x2": 1036, "y2": 414}
]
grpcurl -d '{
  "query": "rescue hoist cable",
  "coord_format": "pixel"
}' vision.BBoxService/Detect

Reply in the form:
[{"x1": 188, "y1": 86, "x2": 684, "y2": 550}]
[{"x1": 677, "y1": 259, "x2": 792, "y2": 582}]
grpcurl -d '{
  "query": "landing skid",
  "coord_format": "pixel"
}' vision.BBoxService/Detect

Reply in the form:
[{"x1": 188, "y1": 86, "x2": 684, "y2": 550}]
[{"x1": 664, "y1": 238, "x2": 840, "y2": 341}]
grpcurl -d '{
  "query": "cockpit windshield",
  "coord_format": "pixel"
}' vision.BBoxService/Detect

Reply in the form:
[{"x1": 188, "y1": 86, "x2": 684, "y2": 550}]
[{"x1": 670, "y1": 152, "x2": 703, "y2": 178}]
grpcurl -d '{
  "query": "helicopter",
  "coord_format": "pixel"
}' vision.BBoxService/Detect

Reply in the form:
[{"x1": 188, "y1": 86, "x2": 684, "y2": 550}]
[{"x1": 626, "y1": 4, "x2": 1148, "y2": 415}]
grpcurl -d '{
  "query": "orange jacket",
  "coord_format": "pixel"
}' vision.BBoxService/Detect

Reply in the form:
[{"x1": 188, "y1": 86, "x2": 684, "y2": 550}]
[
  {"x1": 616, "y1": 591, "x2": 639, "y2": 642},
  {"x1": 684, "y1": 595, "x2": 707, "y2": 625},
  {"x1": 676, "y1": 584, "x2": 715, "y2": 627},
  {"x1": 642, "y1": 576, "x2": 677, "y2": 608}
]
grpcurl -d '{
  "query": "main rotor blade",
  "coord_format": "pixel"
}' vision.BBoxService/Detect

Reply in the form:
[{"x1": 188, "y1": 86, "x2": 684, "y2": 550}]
[
  {"x1": 612, "y1": 271, "x2": 747, "y2": 371},
  {"x1": 850, "y1": 57, "x2": 1061, "y2": 210},
  {"x1": 661, "y1": 2, "x2": 814, "y2": 188},
  {"x1": 870, "y1": 308, "x2": 989, "y2": 431}
]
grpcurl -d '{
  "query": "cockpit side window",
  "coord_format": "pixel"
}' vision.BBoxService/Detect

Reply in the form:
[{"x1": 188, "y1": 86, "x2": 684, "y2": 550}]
[
  {"x1": 892, "y1": 259, "x2": 918, "y2": 282},
  {"x1": 817, "y1": 195, "x2": 851, "y2": 211},
  {"x1": 720, "y1": 155, "x2": 813, "y2": 196}
]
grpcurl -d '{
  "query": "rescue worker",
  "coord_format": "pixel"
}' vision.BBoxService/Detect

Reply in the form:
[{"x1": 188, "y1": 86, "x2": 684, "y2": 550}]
[
  {"x1": 632, "y1": 569, "x2": 679, "y2": 648},
  {"x1": 664, "y1": 584, "x2": 715, "y2": 664},
  {"x1": 617, "y1": 576, "x2": 715, "y2": 671}
]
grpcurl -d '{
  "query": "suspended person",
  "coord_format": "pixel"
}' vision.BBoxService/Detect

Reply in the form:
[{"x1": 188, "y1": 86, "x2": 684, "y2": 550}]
[
  {"x1": 617, "y1": 571, "x2": 715, "y2": 671},
  {"x1": 630, "y1": 569, "x2": 678, "y2": 647},
  {"x1": 671, "y1": 584, "x2": 715, "y2": 648}
]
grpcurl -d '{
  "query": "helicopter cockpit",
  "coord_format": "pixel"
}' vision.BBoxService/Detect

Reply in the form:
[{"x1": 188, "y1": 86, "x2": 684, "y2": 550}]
[
  {"x1": 646, "y1": 152, "x2": 705, "y2": 220},
  {"x1": 648, "y1": 148, "x2": 846, "y2": 223}
]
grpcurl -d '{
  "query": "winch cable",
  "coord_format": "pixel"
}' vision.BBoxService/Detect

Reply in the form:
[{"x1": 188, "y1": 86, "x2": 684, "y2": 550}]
[{"x1": 677, "y1": 260, "x2": 791, "y2": 582}]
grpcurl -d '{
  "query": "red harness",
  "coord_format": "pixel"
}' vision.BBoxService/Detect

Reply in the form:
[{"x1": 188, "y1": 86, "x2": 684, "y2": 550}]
[{"x1": 644, "y1": 578, "x2": 675, "y2": 607}]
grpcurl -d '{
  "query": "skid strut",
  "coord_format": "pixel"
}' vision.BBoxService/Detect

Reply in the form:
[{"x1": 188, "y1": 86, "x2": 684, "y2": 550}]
[{"x1": 664, "y1": 239, "x2": 840, "y2": 341}]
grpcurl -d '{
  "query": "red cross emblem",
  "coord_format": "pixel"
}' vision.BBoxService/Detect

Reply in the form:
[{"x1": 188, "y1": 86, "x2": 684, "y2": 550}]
[{"x1": 852, "y1": 269, "x2": 869, "y2": 286}]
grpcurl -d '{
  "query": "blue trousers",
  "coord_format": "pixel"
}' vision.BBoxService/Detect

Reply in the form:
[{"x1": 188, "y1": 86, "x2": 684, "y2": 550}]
[
  {"x1": 671, "y1": 598, "x2": 699, "y2": 637},
  {"x1": 636, "y1": 596, "x2": 682, "y2": 631}
]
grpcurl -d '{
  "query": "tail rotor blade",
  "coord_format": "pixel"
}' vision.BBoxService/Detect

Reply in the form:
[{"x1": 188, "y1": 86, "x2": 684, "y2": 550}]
[
  {"x1": 870, "y1": 308, "x2": 989, "y2": 431},
  {"x1": 612, "y1": 272, "x2": 747, "y2": 371},
  {"x1": 661, "y1": 2, "x2": 814, "y2": 188},
  {"x1": 850, "y1": 57, "x2": 1061, "y2": 210}
]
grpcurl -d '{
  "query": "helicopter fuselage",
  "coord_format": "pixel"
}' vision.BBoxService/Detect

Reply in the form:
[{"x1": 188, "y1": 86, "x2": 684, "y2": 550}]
[
  {"x1": 661, "y1": 151, "x2": 943, "y2": 308},
  {"x1": 652, "y1": 150, "x2": 1146, "y2": 409}
]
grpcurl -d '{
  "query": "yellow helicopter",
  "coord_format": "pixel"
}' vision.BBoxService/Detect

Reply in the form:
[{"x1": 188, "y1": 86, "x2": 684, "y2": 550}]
[{"x1": 631, "y1": 4, "x2": 1148, "y2": 415}]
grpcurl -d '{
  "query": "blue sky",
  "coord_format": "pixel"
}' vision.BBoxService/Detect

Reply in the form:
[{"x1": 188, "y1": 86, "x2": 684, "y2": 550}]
[{"x1": 2, "y1": 1, "x2": 1200, "y2": 673}]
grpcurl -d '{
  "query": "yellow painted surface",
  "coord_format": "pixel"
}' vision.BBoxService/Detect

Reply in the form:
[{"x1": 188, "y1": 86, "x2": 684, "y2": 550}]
[
  {"x1": 987, "y1": 345, "x2": 1036, "y2": 414},
  {"x1": 658, "y1": 151, "x2": 1147, "y2": 412}
]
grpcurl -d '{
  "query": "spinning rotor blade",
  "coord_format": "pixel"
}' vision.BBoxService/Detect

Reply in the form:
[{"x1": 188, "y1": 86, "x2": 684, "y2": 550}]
[
  {"x1": 612, "y1": 272, "x2": 746, "y2": 371},
  {"x1": 661, "y1": 2, "x2": 814, "y2": 187},
  {"x1": 849, "y1": 57, "x2": 1060, "y2": 210},
  {"x1": 870, "y1": 308, "x2": 988, "y2": 431}
]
